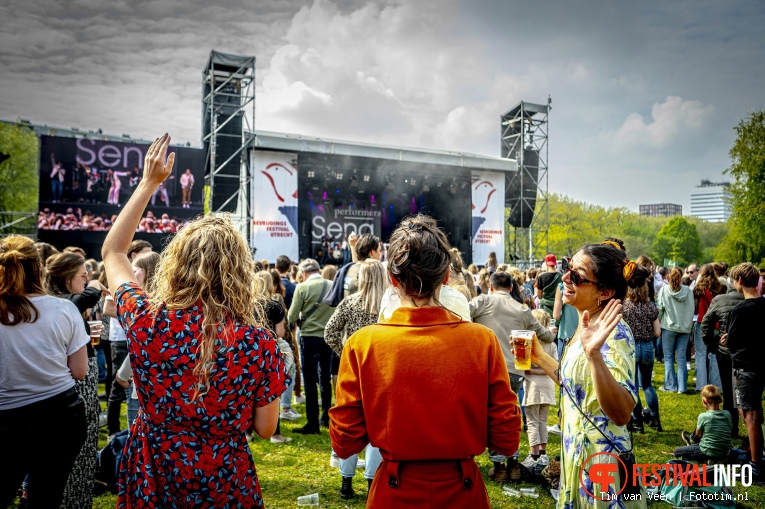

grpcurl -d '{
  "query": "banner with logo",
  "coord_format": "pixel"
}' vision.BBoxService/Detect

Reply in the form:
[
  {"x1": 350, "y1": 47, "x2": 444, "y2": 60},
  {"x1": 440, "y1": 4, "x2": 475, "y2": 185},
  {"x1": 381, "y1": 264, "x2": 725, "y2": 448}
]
[
  {"x1": 471, "y1": 171, "x2": 505, "y2": 265},
  {"x1": 250, "y1": 150, "x2": 299, "y2": 262}
]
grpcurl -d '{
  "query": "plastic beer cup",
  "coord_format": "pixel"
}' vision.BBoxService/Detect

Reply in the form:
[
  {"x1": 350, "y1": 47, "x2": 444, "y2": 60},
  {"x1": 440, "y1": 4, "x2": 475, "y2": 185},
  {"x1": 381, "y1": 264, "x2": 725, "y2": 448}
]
[
  {"x1": 87, "y1": 320, "x2": 102, "y2": 346},
  {"x1": 511, "y1": 330, "x2": 533, "y2": 371}
]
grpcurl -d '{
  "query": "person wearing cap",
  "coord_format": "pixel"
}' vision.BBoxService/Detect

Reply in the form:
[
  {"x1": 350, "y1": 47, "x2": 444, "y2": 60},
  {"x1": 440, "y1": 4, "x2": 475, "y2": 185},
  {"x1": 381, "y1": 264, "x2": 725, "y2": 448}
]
[
  {"x1": 536, "y1": 254, "x2": 561, "y2": 316},
  {"x1": 287, "y1": 258, "x2": 336, "y2": 434}
]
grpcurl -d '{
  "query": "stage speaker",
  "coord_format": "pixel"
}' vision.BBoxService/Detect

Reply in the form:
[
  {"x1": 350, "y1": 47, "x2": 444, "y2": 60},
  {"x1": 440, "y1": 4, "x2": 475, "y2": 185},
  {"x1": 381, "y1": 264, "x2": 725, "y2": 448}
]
[
  {"x1": 203, "y1": 81, "x2": 243, "y2": 213},
  {"x1": 507, "y1": 148, "x2": 539, "y2": 228}
]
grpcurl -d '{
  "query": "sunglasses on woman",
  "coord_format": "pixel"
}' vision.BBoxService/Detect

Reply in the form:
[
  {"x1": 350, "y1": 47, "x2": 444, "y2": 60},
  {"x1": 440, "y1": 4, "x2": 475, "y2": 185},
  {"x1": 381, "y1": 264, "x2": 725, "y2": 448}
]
[{"x1": 561, "y1": 257, "x2": 596, "y2": 286}]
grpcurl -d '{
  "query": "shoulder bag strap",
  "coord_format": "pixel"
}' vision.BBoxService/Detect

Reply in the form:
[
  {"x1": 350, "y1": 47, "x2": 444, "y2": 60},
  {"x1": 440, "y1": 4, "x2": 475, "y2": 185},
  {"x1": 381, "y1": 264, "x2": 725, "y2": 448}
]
[{"x1": 301, "y1": 280, "x2": 331, "y2": 323}]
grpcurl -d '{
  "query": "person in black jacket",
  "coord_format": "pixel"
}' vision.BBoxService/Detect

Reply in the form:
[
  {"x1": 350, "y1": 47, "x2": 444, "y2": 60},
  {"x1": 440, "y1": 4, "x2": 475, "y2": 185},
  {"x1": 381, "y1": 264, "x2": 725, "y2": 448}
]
[
  {"x1": 46, "y1": 252, "x2": 109, "y2": 508},
  {"x1": 701, "y1": 286, "x2": 744, "y2": 437},
  {"x1": 723, "y1": 263, "x2": 765, "y2": 482}
]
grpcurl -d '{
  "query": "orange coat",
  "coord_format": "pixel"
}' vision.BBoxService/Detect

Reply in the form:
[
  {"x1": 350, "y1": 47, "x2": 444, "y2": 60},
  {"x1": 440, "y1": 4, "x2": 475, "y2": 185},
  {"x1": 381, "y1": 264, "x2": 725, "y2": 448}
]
[{"x1": 329, "y1": 306, "x2": 521, "y2": 508}]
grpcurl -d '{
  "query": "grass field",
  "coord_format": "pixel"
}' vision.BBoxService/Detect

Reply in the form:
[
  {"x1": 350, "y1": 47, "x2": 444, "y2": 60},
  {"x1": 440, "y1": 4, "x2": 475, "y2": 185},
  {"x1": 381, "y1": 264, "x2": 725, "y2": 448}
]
[{"x1": 89, "y1": 366, "x2": 765, "y2": 509}]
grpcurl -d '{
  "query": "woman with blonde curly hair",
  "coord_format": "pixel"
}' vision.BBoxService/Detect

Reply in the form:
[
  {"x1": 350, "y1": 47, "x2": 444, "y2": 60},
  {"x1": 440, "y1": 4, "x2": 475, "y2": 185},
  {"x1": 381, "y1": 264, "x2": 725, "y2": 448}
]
[{"x1": 102, "y1": 134, "x2": 289, "y2": 509}]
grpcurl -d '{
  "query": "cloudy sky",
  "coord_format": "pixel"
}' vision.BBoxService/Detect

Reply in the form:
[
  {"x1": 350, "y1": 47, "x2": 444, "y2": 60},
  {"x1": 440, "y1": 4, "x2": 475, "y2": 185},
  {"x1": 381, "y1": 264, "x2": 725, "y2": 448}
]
[{"x1": 2, "y1": 0, "x2": 764, "y2": 213}]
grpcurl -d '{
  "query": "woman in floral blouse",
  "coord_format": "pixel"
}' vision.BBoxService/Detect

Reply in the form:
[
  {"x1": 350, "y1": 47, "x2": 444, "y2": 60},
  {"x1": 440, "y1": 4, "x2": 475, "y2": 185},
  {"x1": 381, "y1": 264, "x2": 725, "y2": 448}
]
[
  {"x1": 102, "y1": 134, "x2": 288, "y2": 509},
  {"x1": 517, "y1": 239, "x2": 651, "y2": 508},
  {"x1": 324, "y1": 258, "x2": 386, "y2": 499}
]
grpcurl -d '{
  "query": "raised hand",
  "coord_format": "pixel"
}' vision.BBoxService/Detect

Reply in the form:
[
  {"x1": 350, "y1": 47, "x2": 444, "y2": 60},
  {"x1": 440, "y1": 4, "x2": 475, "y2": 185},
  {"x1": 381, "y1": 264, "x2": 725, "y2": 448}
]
[
  {"x1": 579, "y1": 299, "x2": 623, "y2": 358},
  {"x1": 143, "y1": 133, "x2": 175, "y2": 186}
]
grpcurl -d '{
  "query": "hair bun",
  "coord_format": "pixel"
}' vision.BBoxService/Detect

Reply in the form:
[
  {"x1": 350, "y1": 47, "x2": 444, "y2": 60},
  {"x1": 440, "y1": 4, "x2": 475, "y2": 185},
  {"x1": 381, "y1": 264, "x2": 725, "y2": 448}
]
[{"x1": 623, "y1": 260, "x2": 637, "y2": 282}]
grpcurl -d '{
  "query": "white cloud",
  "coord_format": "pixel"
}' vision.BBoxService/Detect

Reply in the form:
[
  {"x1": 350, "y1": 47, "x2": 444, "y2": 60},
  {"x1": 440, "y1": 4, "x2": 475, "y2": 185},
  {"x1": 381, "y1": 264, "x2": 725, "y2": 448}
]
[{"x1": 606, "y1": 96, "x2": 715, "y2": 150}]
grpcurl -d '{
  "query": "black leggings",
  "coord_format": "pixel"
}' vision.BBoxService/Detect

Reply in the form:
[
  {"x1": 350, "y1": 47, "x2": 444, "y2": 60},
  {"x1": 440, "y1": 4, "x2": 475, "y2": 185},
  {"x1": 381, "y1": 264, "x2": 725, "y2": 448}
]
[{"x1": 0, "y1": 388, "x2": 86, "y2": 509}]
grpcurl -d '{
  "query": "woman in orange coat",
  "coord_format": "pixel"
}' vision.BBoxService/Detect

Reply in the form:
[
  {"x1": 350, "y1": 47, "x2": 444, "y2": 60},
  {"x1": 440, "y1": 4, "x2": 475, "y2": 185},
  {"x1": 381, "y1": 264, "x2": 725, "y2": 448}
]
[{"x1": 329, "y1": 214, "x2": 522, "y2": 508}]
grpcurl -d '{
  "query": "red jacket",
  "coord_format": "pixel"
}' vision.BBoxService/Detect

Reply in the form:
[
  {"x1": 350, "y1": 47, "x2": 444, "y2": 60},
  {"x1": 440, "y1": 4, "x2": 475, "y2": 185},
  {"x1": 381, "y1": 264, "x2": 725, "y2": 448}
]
[{"x1": 330, "y1": 306, "x2": 521, "y2": 507}]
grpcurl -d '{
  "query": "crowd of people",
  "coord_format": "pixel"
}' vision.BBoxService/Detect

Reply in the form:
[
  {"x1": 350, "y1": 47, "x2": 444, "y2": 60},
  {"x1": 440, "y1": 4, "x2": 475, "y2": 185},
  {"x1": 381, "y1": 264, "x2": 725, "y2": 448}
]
[
  {"x1": 38, "y1": 207, "x2": 193, "y2": 233},
  {"x1": 2, "y1": 133, "x2": 764, "y2": 508}
]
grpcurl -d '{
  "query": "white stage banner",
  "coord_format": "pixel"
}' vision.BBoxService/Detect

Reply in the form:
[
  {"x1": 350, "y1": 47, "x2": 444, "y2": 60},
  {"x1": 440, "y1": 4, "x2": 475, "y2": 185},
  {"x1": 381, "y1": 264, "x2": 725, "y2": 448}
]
[
  {"x1": 471, "y1": 171, "x2": 505, "y2": 265},
  {"x1": 250, "y1": 150, "x2": 299, "y2": 262}
]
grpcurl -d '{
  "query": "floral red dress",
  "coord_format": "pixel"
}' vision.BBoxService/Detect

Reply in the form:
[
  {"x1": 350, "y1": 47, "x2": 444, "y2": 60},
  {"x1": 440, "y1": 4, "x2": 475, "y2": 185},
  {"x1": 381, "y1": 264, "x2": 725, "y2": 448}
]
[{"x1": 115, "y1": 282, "x2": 289, "y2": 509}]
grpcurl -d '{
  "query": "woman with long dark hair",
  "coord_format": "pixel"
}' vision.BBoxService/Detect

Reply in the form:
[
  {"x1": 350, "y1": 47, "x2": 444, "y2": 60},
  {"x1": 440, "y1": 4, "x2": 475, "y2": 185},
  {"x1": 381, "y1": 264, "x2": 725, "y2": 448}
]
[
  {"x1": 516, "y1": 239, "x2": 651, "y2": 508},
  {"x1": 693, "y1": 264, "x2": 725, "y2": 390},
  {"x1": 0, "y1": 236, "x2": 88, "y2": 508},
  {"x1": 46, "y1": 251, "x2": 109, "y2": 509},
  {"x1": 330, "y1": 214, "x2": 521, "y2": 508},
  {"x1": 102, "y1": 134, "x2": 289, "y2": 508},
  {"x1": 622, "y1": 270, "x2": 662, "y2": 433}
]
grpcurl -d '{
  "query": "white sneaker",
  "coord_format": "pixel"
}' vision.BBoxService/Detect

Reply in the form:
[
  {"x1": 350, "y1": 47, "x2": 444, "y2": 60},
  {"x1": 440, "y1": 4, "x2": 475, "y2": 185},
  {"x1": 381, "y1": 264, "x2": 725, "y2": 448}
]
[
  {"x1": 280, "y1": 408, "x2": 302, "y2": 421},
  {"x1": 521, "y1": 455, "x2": 538, "y2": 470},
  {"x1": 547, "y1": 424, "x2": 562, "y2": 436},
  {"x1": 270, "y1": 435, "x2": 292, "y2": 444},
  {"x1": 98, "y1": 413, "x2": 108, "y2": 428},
  {"x1": 330, "y1": 455, "x2": 340, "y2": 468},
  {"x1": 357, "y1": 459, "x2": 366, "y2": 469},
  {"x1": 686, "y1": 362, "x2": 691, "y2": 371},
  {"x1": 537, "y1": 454, "x2": 550, "y2": 467},
  {"x1": 294, "y1": 395, "x2": 306, "y2": 405}
]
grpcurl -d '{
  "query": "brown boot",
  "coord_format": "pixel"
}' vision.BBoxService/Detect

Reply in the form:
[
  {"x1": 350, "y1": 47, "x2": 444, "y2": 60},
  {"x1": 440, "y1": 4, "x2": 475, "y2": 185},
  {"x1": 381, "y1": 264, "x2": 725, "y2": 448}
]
[
  {"x1": 507, "y1": 457, "x2": 522, "y2": 481},
  {"x1": 488, "y1": 462, "x2": 508, "y2": 483}
]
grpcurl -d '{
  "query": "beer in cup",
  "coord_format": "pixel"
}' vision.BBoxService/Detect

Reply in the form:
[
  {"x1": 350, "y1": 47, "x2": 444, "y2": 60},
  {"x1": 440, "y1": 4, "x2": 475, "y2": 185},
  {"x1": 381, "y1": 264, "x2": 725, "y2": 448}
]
[
  {"x1": 511, "y1": 330, "x2": 534, "y2": 371},
  {"x1": 87, "y1": 320, "x2": 102, "y2": 346}
]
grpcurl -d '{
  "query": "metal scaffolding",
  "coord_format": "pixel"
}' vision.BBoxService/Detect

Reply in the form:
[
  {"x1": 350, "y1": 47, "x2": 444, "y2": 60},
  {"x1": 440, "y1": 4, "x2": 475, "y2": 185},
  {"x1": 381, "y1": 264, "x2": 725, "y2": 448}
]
[
  {"x1": 501, "y1": 98, "x2": 550, "y2": 268},
  {"x1": 202, "y1": 51, "x2": 256, "y2": 236}
]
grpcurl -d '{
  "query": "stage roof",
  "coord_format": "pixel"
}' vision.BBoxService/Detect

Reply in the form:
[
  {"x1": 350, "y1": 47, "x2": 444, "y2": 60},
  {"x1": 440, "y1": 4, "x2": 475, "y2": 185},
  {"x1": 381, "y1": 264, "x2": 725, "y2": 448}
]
[{"x1": 249, "y1": 130, "x2": 517, "y2": 173}]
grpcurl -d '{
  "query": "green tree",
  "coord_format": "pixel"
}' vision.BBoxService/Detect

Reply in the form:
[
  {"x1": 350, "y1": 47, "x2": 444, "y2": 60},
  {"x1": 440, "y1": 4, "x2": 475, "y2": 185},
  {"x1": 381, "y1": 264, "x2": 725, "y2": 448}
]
[
  {"x1": 0, "y1": 122, "x2": 39, "y2": 231},
  {"x1": 686, "y1": 216, "x2": 730, "y2": 263},
  {"x1": 651, "y1": 216, "x2": 702, "y2": 266},
  {"x1": 718, "y1": 110, "x2": 765, "y2": 265}
]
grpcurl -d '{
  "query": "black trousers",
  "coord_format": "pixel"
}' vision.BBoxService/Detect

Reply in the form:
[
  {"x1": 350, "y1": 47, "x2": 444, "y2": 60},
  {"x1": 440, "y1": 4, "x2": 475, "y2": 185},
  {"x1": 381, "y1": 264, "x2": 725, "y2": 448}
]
[
  {"x1": 716, "y1": 352, "x2": 739, "y2": 435},
  {"x1": 0, "y1": 388, "x2": 86, "y2": 509},
  {"x1": 100, "y1": 338, "x2": 113, "y2": 401},
  {"x1": 300, "y1": 335, "x2": 333, "y2": 428},
  {"x1": 107, "y1": 341, "x2": 129, "y2": 435}
]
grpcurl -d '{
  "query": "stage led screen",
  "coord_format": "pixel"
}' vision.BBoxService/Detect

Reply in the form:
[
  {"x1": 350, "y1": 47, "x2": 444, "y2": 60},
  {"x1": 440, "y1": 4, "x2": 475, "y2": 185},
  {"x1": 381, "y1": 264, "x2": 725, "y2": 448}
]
[{"x1": 38, "y1": 135, "x2": 204, "y2": 234}]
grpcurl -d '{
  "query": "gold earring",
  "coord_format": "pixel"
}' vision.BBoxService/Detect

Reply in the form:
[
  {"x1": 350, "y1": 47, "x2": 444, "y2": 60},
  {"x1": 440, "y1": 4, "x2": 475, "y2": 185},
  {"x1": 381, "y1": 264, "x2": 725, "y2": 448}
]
[{"x1": 598, "y1": 299, "x2": 603, "y2": 307}]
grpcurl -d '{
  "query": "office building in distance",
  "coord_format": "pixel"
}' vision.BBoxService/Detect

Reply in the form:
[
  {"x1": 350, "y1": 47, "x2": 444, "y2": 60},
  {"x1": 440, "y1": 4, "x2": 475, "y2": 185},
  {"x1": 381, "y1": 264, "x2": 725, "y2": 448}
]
[
  {"x1": 689, "y1": 180, "x2": 731, "y2": 223},
  {"x1": 639, "y1": 203, "x2": 683, "y2": 217}
]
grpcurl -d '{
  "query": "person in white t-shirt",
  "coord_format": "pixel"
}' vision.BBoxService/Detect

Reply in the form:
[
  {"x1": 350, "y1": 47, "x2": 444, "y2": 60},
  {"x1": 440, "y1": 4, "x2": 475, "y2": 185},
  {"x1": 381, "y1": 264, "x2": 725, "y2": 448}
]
[
  {"x1": 379, "y1": 283, "x2": 472, "y2": 322},
  {"x1": 0, "y1": 235, "x2": 89, "y2": 508},
  {"x1": 180, "y1": 169, "x2": 194, "y2": 208}
]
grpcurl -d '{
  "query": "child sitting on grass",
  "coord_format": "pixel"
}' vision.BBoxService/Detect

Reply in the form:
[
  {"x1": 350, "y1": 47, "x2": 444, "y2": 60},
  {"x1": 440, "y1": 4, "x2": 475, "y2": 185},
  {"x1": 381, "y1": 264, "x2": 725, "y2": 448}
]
[
  {"x1": 674, "y1": 385, "x2": 732, "y2": 462},
  {"x1": 520, "y1": 308, "x2": 558, "y2": 472}
]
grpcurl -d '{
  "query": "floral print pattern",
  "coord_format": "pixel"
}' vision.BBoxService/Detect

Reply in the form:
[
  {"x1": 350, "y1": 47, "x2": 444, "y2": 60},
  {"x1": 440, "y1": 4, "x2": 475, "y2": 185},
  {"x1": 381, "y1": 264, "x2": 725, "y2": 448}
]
[
  {"x1": 558, "y1": 320, "x2": 646, "y2": 508},
  {"x1": 115, "y1": 282, "x2": 289, "y2": 509}
]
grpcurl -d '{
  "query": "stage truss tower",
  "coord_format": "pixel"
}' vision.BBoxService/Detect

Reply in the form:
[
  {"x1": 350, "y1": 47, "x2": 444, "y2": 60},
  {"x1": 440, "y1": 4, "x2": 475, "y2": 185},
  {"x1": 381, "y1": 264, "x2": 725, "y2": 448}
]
[
  {"x1": 501, "y1": 98, "x2": 550, "y2": 268},
  {"x1": 202, "y1": 51, "x2": 256, "y2": 236}
]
